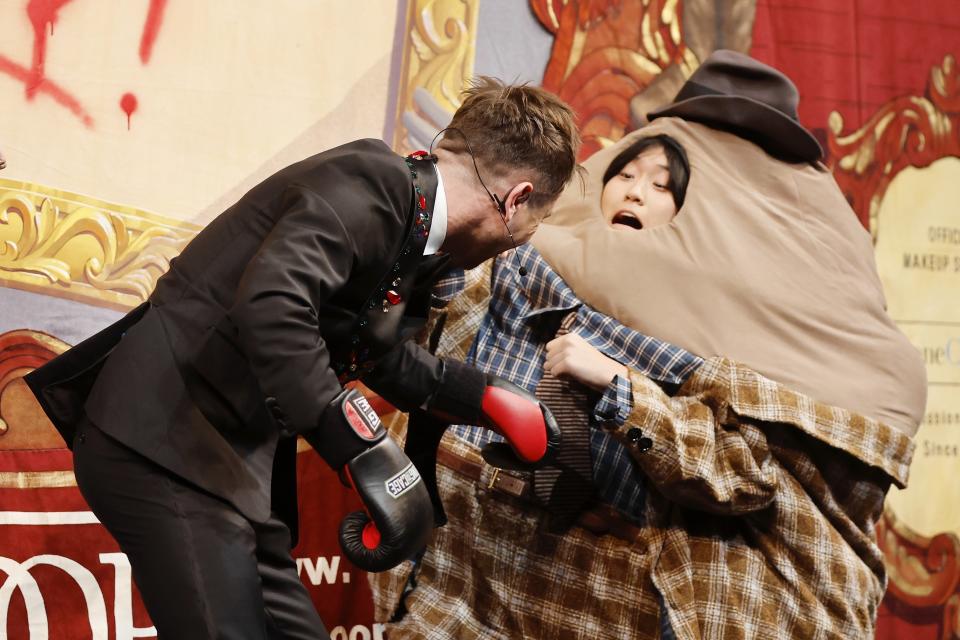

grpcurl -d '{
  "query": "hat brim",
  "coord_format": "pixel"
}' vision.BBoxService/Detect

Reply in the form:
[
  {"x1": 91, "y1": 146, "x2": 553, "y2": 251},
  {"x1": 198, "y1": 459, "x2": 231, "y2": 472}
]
[{"x1": 648, "y1": 94, "x2": 823, "y2": 162}]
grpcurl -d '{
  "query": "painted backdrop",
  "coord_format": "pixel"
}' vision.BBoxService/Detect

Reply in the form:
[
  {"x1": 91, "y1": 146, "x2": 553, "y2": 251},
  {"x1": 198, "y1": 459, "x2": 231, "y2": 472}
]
[{"x1": 1, "y1": 1, "x2": 958, "y2": 638}]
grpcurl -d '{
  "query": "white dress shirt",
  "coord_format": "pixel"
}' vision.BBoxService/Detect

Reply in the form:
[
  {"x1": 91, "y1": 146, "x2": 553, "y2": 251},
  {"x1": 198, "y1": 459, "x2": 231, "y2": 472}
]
[{"x1": 423, "y1": 165, "x2": 447, "y2": 256}]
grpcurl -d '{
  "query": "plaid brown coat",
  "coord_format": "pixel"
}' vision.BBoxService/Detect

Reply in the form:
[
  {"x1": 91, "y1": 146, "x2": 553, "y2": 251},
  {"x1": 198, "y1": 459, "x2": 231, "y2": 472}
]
[{"x1": 370, "y1": 262, "x2": 915, "y2": 640}]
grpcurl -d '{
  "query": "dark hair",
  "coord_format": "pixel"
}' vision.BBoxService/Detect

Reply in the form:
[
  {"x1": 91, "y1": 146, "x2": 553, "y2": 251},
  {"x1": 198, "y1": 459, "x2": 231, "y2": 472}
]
[
  {"x1": 441, "y1": 77, "x2": 580, "y2": 209},
  {"x1": 602, "y1": 134, "x2": 689, "y2": 209}
]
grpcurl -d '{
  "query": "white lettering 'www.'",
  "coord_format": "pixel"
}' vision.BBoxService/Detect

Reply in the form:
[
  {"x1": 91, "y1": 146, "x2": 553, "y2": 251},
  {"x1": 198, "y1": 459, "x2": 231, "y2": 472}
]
[{"x1": 297, "y1": 555, "x2": 351, "y2": 585}]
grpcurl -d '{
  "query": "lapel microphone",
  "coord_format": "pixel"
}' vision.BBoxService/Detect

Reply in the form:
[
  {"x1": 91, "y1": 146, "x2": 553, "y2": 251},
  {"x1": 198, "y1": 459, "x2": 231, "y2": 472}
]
[
  {"x1": 488, "y1": 191, "x2": 528, "y2": 277},
  {"x1": 429, "y1": 128, "x2": 527, "y2": 277}
]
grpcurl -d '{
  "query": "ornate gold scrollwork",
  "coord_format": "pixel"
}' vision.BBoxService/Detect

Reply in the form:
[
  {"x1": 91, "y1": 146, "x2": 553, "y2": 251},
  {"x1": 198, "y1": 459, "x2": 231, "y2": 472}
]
[
  {"x1": 829, "y1": 55, "x2": 960, "y2": 636},
  {"x1": 0, "y1": 329, "x2": 74, "y2": 487},
  {"x1": 878, "y1": 508, "x2": 960, "y2": 614},
  {"x1": 0, "y1": 178, "x2": 199, "y2": 310},
  {"x1": 391, "y1": 0, "x2": 480, "y2": 152},
  {"x1": 827, "y1": 54, "x2": 959, "y2": 238}
]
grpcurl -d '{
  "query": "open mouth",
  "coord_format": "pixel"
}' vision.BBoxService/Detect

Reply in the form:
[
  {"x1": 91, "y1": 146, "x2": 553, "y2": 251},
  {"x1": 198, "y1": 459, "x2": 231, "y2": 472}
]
[{"x1": 612, "y1": 211, "x2": 643, "y2": 230}]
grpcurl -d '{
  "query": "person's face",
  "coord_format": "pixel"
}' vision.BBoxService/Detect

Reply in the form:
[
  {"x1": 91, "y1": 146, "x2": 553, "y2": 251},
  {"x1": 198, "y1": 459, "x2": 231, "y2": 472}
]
[
  {"x1": 443, "y1": 189, "x2": 549, "y2": 270},
  {"x1": 442, "y1": 195, "x2": 551, "y2": 269},
  {"x1": 600, "y1": 146, "x2": 677, "y2": 231}
]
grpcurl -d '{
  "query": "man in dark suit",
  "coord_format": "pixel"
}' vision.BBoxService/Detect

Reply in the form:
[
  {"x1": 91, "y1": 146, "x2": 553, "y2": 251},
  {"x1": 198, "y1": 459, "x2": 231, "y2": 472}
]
[{"x1": 25, "y1": 78, "x2": 579, "y2": 639}]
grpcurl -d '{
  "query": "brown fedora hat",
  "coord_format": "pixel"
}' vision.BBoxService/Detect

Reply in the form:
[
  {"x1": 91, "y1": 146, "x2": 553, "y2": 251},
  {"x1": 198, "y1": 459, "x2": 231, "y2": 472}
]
[{"x1": 648, "y1": 50, "x2": 823, "y2": 162}]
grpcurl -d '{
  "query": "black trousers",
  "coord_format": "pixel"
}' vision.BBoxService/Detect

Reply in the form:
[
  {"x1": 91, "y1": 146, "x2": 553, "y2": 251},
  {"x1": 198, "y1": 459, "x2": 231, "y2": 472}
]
[{"x1": 73, "y1": 418, "x2": 329, "y2": 640}]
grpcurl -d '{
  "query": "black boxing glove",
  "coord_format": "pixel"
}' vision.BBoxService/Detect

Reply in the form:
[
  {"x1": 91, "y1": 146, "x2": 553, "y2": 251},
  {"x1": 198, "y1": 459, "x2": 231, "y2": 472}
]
[{"x1": 305, "y1": 388, "x2": 433, "y2": 572}]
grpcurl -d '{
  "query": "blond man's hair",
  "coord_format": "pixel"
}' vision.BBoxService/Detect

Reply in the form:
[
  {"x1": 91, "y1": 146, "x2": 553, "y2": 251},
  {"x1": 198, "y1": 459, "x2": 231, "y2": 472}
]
[{"x1": 440, "y1": 77, "x2": 580, "y2": 209}]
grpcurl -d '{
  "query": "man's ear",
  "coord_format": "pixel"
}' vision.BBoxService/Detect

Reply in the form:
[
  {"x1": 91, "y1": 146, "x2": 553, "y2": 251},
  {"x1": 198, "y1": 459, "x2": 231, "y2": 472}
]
[{"x1": 502, "y1": 182, "x2": 533, "y2": 223}]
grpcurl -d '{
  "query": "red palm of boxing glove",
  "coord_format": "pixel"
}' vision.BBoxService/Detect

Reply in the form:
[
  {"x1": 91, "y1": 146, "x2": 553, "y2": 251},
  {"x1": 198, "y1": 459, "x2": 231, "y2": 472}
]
[{"x1": 427, "y1": 361, "x2": 562, "y2": 469}]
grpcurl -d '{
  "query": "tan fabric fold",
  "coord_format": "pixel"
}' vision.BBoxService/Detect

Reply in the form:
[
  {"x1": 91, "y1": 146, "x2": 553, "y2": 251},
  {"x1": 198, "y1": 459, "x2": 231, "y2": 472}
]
[{"x1": 532, "y1": 117, "x2": 926, "y2": 434}]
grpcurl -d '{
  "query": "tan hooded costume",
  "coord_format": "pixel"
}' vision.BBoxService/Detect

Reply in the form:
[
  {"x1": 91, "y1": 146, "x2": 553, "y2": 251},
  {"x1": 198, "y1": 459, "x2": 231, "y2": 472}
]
[{"x1": 533, "y1": 116, "x2": 925, "y2": 435}]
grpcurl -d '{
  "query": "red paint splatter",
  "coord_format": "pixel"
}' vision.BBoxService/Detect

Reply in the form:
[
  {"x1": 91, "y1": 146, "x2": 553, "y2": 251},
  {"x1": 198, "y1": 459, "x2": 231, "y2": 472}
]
[
  {"x1": 0, "y1": 0, "x2": 169, "y2": 129},
  {"x1": 25, "y1": 0, "x2": 74, "y2": 99},
  {"x1": 120, "y1": 92, "x2": 138, "y2": 130},
  {"x1": 0, "y1": 0, "x2": 91, "y2": 126},
  {"x1": 122, "y1": 0, "x2": 168, "y2": 131},
  {"x1": 0, "y1": 53, "x2": 93, "y2": 127},
  {"x1": 139, "y1": 0, "x2": 169, "y2": 64}
]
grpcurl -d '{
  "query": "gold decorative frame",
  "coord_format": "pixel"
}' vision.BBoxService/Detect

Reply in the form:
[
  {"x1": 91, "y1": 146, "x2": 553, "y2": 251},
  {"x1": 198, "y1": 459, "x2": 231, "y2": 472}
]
[
  {"x1": 878, "y1": 509, "x2": 960, "y2": 638},
  {"x1": 0, "y1": 178, "x2": 200, "y2": 311},
  {"x1": 827, "y1": 54, "x2": 959, "y2": 237},
  {"x1": 390, "y1": 0, "x2": 481, "y2": 152},
  {"x1": 829, "y1": 55, "x2": 960, "y2": 639},
  {"x1": 0, "y1": 180, "x2": 199, "y2": 487},
  {"x1": 0, "y1": 329, "x2": 75, "y2": 488}
]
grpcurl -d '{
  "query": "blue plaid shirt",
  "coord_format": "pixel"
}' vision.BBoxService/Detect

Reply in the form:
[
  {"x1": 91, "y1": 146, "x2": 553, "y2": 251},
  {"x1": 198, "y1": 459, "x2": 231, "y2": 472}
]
[{"x1": 440, "y1": 245, "x2": 703, "y2": 523}]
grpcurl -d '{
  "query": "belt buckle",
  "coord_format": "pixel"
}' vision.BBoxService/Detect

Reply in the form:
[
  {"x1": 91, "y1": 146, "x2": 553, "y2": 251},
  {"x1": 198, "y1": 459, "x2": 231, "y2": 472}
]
[{"x1": 486, "y1": 467, "x2": 501, "y2": 490}]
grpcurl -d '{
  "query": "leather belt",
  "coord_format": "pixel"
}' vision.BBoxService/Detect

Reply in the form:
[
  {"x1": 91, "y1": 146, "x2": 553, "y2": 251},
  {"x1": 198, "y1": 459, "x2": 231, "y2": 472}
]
[
  {"x1": 436, "y1": 445, "x2": 645, "y2": 544},
  {"x1": 436, "y1": 444, "x2": 532, "y2": 499}
]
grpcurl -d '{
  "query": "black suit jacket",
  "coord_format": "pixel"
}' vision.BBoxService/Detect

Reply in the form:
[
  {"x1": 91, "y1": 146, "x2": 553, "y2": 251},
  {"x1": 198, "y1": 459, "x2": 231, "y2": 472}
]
[{"x1": 27, "y1": 139, "x2": 448, "y2": 529}]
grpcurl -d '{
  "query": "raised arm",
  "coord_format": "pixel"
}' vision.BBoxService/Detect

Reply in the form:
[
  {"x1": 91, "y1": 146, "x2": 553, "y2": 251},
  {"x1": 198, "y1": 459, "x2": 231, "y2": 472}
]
[
  {"x1": 606, "y1": 367, "x2": 779, "y2": 515},
  {"x1": 547, "y1": 335, "x2": 778, "y2": 515}
]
